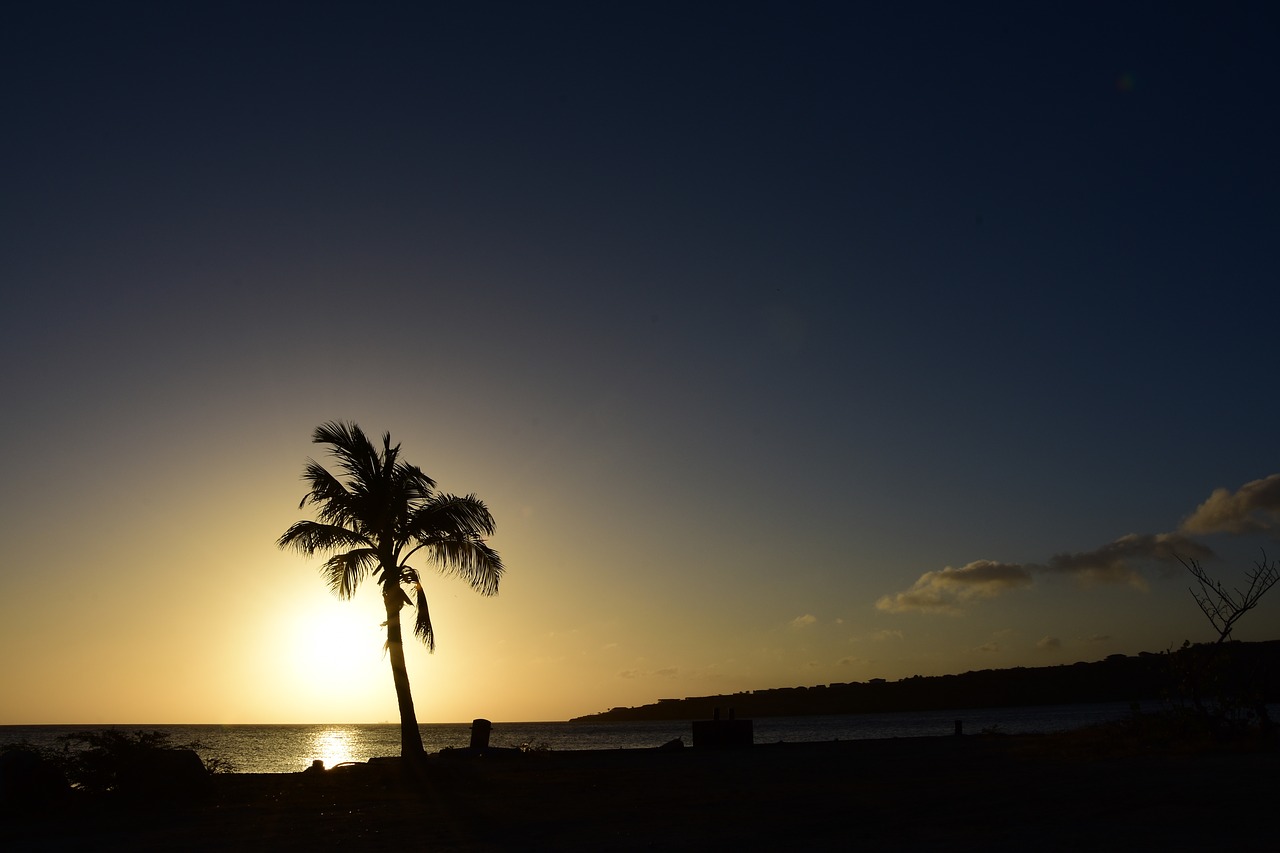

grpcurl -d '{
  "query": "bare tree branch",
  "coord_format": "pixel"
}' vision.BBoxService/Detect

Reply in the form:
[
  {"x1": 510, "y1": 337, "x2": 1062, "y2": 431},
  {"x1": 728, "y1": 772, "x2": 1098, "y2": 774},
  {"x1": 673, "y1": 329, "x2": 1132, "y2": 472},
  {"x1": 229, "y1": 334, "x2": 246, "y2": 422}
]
[{"x1": 1179, "y1": 551, "x2": 1280, "y2": 644}]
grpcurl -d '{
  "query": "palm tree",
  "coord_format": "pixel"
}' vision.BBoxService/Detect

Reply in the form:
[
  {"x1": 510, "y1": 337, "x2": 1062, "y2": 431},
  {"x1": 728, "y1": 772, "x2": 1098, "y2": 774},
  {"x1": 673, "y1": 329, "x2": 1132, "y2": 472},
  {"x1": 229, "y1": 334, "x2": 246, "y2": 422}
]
[{"x1": 277, "y1": 421, "x2": 503, "y2": 759}]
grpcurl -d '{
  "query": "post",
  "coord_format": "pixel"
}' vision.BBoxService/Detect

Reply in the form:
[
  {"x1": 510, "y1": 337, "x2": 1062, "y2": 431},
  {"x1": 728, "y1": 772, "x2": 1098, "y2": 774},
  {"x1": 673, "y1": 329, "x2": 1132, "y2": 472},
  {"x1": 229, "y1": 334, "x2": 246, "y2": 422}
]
[{"x1": 470, "y1": 718, "x2": 492, "y2": 750}]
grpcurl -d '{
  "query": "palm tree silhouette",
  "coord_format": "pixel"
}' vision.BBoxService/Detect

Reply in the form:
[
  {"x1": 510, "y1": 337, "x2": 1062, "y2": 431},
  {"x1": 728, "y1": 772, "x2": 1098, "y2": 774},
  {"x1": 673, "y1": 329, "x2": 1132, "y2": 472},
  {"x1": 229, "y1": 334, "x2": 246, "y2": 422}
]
[{"x1": 278, "y1": 421, "x2": 503, "y2": 759}]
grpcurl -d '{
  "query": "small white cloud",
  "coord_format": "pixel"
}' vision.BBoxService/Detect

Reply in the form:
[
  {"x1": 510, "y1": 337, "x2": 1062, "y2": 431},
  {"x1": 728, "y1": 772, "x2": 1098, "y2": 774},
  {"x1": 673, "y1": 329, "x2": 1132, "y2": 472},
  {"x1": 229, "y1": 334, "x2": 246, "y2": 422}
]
[{"x1": 790, "y1": 614, "x2": 818, "y2": 629}]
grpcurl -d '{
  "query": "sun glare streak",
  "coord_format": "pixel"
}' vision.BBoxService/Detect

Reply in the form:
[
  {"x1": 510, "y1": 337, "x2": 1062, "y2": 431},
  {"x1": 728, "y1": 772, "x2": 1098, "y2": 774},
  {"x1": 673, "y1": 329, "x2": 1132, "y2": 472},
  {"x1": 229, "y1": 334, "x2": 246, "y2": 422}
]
[{"x1": 309, "y1": 727, "x2": 356, "y2": 768}]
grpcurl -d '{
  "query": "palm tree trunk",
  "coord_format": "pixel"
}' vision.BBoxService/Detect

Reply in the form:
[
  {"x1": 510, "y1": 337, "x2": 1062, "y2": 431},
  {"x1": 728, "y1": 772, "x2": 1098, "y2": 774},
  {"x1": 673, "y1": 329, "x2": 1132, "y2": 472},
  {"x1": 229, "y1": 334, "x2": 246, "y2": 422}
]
[{"x1": 383, "y1": 588, "x2": 426, "y2": 759}]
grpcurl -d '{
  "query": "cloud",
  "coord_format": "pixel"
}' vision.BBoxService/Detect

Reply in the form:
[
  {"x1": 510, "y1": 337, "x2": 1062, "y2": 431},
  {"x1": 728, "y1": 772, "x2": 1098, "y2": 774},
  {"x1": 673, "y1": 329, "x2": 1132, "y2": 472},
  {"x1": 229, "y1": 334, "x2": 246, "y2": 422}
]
[
  {"x1": 1083, "y1": 634, "x2": 1111, "y2": 643},
  {"x1": 790, "y1": 614, "x2": 817, "y2": 629},
  {"x1": 618, "y1": 667, "x2": 679, "y2": 680},
  {"x1": 1045, "y1": 532, "x2": 1213, "y2": 588},
  {"x1": 875, "y1": 475, "x2": 1279, "y2": 615},
  {"x1": 875, "y1": 560, "x2": 1033, "y2": 614},
  {"x1": 1180, "y1": 473, "x2": 1280, "y2": 535},
  {"x1": 877, "y1": 534, "x2": 1205, "y2": 613},
  {"x1": 1036, "y1": 636, "x2": 1061, "y2": 650}
]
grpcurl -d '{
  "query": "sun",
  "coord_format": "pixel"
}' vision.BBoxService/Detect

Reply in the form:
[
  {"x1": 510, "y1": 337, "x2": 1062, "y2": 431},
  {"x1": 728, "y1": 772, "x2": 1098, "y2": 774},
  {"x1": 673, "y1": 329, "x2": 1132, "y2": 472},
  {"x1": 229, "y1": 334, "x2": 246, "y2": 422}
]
[{"x1": 283, "y1": 592, "x2": 389, "y2": 711}]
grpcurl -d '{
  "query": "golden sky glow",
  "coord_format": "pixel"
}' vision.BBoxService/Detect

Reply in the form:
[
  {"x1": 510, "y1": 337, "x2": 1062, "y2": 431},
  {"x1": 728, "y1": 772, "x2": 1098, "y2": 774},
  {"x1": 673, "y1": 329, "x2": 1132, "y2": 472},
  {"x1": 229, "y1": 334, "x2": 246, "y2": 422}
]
[
  {"x1": 3, "y1": 425, "x2": 1276, "y2": 724},
  {"x1": 3, "y1": 4, "x2": 1278, "y2": 724}
]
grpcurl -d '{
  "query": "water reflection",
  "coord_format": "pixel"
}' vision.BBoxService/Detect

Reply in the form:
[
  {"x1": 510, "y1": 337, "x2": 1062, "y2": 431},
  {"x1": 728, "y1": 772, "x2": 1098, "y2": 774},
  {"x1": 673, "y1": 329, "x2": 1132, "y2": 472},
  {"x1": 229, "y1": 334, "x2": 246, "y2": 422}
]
[{"x1": 308, "y1": 727, "x2": 356, "y2": 768}]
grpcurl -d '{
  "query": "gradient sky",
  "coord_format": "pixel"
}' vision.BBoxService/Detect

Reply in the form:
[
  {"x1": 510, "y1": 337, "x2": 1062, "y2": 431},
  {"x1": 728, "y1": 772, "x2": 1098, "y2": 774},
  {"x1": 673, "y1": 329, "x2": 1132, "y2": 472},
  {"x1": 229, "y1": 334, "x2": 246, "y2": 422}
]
[{"x1": 3, "y1": 1, "x2": 1278, "y2": 724}]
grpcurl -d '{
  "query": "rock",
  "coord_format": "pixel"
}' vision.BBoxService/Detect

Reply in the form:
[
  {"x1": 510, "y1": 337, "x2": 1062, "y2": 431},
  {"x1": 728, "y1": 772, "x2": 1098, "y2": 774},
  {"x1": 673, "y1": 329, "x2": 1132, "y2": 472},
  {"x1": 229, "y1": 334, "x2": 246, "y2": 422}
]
[
  {"x1": 117, "y1": 748, "x2": 210, "y2": 798},
  {"x1": 0, "y1": 748, "x2": 70, "y2": 809}
]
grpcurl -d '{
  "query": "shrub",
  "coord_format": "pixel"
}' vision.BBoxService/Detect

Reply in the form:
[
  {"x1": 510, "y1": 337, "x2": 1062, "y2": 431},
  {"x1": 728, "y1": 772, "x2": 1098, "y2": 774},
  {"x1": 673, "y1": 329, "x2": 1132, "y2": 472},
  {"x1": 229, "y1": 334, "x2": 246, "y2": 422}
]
[{"x1": 57, "y1": 729, "x2": 223, "y2": 795}]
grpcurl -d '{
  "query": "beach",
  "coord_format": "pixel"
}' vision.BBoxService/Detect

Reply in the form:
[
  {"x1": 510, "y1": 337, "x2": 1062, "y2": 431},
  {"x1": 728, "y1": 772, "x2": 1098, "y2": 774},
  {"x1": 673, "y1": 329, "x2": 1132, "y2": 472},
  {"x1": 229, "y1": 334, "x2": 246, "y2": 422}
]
[{"x1": 6, "y1": 732, "x2": 1276, "y2": 851}]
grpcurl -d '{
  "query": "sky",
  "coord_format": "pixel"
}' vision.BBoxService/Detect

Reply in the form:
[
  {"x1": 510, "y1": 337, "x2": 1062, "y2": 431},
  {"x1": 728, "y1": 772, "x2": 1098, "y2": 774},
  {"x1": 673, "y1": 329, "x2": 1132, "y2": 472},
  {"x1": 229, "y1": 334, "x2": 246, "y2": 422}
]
[{"x1": 2, "y1": 1, "x2": 1278, "y2": 725}]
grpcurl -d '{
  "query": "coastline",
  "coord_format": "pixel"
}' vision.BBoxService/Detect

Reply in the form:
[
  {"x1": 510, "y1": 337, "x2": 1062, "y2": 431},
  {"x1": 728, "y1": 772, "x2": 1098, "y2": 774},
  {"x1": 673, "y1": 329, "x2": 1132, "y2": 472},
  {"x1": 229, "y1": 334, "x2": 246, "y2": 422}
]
[
  {"x1": 0, "y1": 702, "x2": 1145, "y2": 773},
  {"x1": 6, "y1": 733, "x2": 1276, "y2": 851}
]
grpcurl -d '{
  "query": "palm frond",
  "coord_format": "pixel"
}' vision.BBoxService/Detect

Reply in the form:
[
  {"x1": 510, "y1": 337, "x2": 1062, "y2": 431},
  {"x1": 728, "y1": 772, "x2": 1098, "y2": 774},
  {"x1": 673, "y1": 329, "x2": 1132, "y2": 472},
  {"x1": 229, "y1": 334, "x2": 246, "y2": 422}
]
[
  {"x1": 412, "y1": 582, "x2": 435, "y2": 652},
  {"x1": 298, "y1": 460, "x2": 353, "y2": 515},
  {"x1": 277, "y1": 521, "x2": 373, "y2": 555},
  {"x1": 399, "y1": 493, "x2": 502, "y2": 595},
  {"x1": 313, "y1": 421, "x2": 383, "y2": 492},
  {"x1": 394, "y1": 460, "x2": 437, "y2": 503},
  {"x1": 411, "y1": 493, "x2": 497, "y2": 537},
  {"x1": 415, "y1": 537, "x2": 504, "y2": 596},
  {"x1": 319, "y1": 549, "x2": 378, "y2": 598}
]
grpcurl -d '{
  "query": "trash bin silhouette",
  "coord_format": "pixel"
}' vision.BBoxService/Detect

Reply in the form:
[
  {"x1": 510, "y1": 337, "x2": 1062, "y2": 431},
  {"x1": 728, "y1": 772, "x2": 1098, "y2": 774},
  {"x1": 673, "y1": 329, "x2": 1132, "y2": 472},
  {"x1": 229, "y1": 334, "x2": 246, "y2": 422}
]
[{"x1": 470, "y1": 718, "x2": 492, "y2": 750}]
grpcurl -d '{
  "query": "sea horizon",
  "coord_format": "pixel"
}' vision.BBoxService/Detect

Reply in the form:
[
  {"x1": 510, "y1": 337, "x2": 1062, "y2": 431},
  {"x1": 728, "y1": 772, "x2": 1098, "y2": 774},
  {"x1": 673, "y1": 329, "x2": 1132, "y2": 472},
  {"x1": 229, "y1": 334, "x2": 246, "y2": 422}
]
[{"x1": 1, "y1": 701, "x2": 1165, "y2": 773}]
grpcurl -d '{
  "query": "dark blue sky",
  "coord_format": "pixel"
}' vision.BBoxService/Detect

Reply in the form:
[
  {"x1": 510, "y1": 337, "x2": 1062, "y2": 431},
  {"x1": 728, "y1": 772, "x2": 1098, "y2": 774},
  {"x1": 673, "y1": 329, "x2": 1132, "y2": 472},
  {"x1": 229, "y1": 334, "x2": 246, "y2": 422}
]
[{"x1": 2, "y1": 1, "x2": 1278, "y2": 722}]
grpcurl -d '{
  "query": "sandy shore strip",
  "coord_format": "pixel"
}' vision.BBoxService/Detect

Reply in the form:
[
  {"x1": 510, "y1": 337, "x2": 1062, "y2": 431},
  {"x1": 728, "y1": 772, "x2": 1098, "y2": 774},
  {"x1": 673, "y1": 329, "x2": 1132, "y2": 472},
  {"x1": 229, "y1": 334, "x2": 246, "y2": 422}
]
[{"x1": 6, "y1": 735, "x2": 1276, "y2": 851}]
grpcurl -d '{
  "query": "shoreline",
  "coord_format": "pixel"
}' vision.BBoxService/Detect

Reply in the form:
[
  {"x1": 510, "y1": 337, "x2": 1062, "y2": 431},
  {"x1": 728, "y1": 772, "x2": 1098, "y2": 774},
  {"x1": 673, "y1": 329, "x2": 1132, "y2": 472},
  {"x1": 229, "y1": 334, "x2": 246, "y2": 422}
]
[{"x1": 7, "y1": 733, "x2": 1276, "y2": 851}]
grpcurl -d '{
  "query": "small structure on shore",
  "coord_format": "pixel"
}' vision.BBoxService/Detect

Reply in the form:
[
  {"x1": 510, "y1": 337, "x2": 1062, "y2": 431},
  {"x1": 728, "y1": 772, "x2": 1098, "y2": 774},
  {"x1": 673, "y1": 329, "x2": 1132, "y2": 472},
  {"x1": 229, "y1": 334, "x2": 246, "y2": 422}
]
[{"x1": 691, "y1": 708, "x2": 753, "y2": 749}]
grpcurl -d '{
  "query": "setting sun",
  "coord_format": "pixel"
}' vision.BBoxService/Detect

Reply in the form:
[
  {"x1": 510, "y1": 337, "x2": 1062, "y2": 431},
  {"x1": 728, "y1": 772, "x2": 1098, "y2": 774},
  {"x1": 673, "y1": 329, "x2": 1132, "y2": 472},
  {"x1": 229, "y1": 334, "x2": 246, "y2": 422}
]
[{"x1": 254, "y1": 590, "x2": 393, "y2": 721}]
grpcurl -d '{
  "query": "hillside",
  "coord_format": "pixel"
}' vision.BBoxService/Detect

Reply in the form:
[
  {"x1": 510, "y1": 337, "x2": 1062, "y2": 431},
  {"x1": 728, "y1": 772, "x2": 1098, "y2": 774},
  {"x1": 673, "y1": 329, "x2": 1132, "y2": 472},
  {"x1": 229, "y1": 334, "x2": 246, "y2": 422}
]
[{"x1": 571, "y1": 640, "x2": 1280, "y2": 721}]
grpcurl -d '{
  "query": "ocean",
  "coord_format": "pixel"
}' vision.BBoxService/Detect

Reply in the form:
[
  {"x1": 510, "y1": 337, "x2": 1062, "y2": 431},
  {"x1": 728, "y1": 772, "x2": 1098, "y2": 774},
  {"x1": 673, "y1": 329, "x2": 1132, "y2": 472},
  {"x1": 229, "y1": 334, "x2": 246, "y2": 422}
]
[{"x1": 0, "y1": 701, "x2": 1145, "y2": 773}]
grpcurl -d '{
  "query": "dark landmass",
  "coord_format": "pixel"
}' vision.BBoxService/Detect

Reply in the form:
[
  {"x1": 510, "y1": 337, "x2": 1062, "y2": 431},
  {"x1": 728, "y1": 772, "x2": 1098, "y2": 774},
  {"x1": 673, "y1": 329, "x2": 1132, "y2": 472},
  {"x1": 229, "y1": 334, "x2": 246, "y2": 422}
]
[
  {"x1": 572, "y1": 640, "x2": 1280, "y2": 721},
  {"x1": 5, "y1": 727, "x2": 1276, "y2": 852}
]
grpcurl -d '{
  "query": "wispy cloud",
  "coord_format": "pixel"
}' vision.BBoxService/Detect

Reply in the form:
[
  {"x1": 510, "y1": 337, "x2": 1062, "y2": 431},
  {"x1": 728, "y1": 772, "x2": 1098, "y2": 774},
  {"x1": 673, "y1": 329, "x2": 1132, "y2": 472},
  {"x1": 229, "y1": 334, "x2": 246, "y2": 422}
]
[
  {"x1": 789, "y1": 614, "x2": 818, "y2": 629},
  {"x1": 877, "y1": 474, "x2": 1275, "y2": 615},
  {"x1": 618, "y1": 667, "x2": 679, "y2": 680},
  {"x1": 1043, "y1": 532, "x2": 1212, "y2": 588},
  {"x1": 1036, "y1": 636, "x2": 1061, "y2": 650},
  {"x1": 1180, "y1": 473, "x2": 1280, "y2": 535}
]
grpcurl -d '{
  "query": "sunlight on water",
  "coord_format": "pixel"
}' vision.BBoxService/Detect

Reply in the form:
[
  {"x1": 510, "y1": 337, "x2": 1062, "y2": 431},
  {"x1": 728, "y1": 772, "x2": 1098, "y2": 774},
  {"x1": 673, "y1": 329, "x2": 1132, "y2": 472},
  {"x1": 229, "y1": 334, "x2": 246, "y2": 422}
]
[
  {"x1": 3, "y1": 702, "x2": 1215, "y2": 773},
  {"x1": 309, "y1": 727, "x2": 357, "y2": 768}
]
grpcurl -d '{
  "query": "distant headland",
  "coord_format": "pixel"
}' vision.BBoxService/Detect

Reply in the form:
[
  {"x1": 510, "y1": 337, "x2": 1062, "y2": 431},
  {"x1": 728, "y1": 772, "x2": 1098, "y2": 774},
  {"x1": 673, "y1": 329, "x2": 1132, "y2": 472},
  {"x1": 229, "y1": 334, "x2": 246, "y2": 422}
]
[{"x1": 571, "y1": 640, "x2": 1280, "y2": 721}]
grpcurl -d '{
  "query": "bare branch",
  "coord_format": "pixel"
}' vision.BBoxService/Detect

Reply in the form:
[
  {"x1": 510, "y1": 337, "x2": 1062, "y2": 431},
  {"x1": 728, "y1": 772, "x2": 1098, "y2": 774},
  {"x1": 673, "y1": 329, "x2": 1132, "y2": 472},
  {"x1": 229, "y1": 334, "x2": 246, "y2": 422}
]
[{"x1": 1179, "y1": 551, "x2": 1279, "y2": 643}]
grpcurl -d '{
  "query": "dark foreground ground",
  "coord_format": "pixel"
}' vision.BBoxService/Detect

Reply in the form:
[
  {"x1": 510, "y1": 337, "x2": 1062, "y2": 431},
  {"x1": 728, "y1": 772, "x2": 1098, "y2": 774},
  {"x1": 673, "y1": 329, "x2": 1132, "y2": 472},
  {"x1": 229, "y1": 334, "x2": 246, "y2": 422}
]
[{"x1": 5, "y1": 733, "x2": 1277, "y2": 851}]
